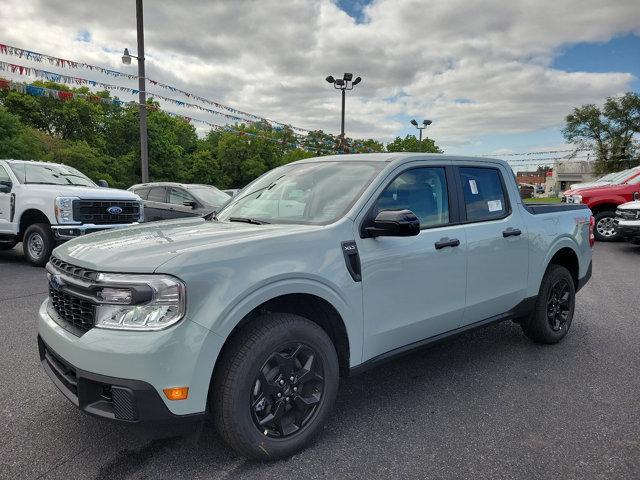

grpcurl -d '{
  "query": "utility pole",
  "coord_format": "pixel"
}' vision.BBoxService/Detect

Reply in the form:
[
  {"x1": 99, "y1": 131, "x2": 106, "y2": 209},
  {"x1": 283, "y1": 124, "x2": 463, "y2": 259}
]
[{"x1": 136, "y1": 0, "x2": 149, "y2": 183}]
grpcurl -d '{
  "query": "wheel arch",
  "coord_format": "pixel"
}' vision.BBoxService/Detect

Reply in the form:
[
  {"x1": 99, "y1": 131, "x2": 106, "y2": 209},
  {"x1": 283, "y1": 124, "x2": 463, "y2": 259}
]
[
  {"x1": 547, "y1": 246, "x2": 579, "y2": 290},
  {"x1": 213, "y1": 292, "x2": 352, "y2": 379},
  {"x1": 18, "y1": 209, "x2": 50, "y2": 239},
  {"x1": 589, "y1": 201, "x2": 622, "y2": 215}
]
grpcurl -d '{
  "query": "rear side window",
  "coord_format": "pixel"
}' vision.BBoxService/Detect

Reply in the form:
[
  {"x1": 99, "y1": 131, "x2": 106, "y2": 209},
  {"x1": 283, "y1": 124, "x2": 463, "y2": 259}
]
[
  {"x1": 0, "y1": 165, "x2": 10, "y2": 184},
  {"x1": 169, "y1": 188, "x2": 195, "y2": 205},
  {"x1": 459, "y1": 167, "x2": 508, "y2": 222},
  {"x1": 134, "y1": 187, "x2": 150, "y2": 199},
  {"x1": 147, "y1": 187, "x2": 167, "y2": 203}
]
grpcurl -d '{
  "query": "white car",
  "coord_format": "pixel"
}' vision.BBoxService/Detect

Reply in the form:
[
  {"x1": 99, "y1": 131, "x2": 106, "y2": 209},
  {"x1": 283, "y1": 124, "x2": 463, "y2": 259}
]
[
  {"x1": 0, "y1": 159, "x2": 143, "y2": 266},
  {"x1": 570, "y1": 167, "x2": 640, "y2": 191},
  {"x1": 615, "y1": 199, "x2": 640, "y2": 244}
]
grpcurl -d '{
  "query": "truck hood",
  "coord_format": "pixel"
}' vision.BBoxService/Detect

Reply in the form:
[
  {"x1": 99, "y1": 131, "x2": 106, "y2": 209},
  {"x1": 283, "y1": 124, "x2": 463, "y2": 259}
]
[
  {"x1": 619, "y1": 200, "x2": 640, "y2": 210},
  {"x1": 17, "y1": 184, "x2": 140, "y2": 200},
  {"x1": 564, "y1": 183, "x2": 628, "y2": 197},
  {"x1": 52, "y1": 218, "x2": 319, "y2": 273}
]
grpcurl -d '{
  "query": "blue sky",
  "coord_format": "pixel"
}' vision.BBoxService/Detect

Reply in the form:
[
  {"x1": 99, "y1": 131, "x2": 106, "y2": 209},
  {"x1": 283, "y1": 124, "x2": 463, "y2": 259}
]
[{"x1": 1, "y1": 0, "x2": 638, "y2": 167}]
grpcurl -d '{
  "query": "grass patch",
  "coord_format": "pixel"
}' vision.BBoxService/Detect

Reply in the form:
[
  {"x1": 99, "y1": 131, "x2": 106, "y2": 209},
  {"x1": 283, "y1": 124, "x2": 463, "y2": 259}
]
[{"x1": 524, "y1": 197, "x2": 562, "y2": 204}]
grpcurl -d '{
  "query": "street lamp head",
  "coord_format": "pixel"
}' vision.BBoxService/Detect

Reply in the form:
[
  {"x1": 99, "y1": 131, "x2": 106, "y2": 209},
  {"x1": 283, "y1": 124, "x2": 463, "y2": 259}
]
[
  {"x1": 352, "y1": 76, "x2": 361, "y2": 85},
  {"x1": 343, "y1": 72, "x2": 353, "y2": 81},
  {"x1": 424, "y1": 119, "x2": 432, "y2": 126},
  {"x1": 410, "y1": 119, "x2": 419, "y2": 127},
  {"x1": 325, "y1": 75, "x2": 335, "y2": 84},
  {"x1": 121, "y1": 48, "x2": 132, "y2": 65},
  {"x1": 335, "y1": 78, "x2": 345, "y2": 87}
]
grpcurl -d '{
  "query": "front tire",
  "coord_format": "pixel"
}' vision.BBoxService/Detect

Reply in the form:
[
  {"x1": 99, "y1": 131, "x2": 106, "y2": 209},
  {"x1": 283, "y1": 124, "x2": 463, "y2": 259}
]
[
  {"x1": 23, "y1": 223, "x2": 55, "y2": 267},
  {"x1": 593, "y1": 211, "x2": 620, "y2": 242},
  {"x1": 521, "y1": 264, "x2": 575, "y2": 344},
  {"x1": 212, "y1": 313, "x2": 339, "y2": 460}
]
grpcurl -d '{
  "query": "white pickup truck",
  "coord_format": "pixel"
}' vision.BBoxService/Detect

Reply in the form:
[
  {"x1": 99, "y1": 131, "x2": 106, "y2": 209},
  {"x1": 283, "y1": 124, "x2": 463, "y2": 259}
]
[{"x1": 0, "y1": 159, "x2": 143, "y2": 266}]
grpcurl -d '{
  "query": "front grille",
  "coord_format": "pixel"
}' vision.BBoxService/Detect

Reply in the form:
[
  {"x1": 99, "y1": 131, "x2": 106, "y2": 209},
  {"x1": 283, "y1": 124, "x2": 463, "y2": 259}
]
[
  {"x1": 73, "y1": 200, "x2": 140, "y2": 225},
  {"x1": 50, "y1": 256, "x2": 98, "y2": 281},
  {"x1": 49, "y1": 286, "x2": 95, "y2": 333},
  {"x1": 617, "y1": 209, "x2": 640, "y2": 220},
  {"x1": 41, "y1": 341, "x2": 79, "y2": 399}
]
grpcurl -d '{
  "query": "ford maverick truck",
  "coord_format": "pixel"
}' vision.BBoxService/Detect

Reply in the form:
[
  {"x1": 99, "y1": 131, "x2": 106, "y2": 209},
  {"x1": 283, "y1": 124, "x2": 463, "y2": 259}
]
[
  {"x1": 37, "y1": 153, "x2": 593, "y2": 459},
  {"x1": 0, "y1": 159, "x2": 143, "y2": 266}
]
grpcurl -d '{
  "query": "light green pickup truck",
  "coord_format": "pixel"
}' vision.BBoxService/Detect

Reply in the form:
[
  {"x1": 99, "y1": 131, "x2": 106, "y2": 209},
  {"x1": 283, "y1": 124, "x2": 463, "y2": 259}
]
[{"x1": 37, "y1": 153, "x2": 593, "y2": 459}]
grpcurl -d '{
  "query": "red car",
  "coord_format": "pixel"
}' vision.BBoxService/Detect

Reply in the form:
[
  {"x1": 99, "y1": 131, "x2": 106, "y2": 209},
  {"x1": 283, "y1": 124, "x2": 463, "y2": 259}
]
[{"x1": 563, "y1": 170, "x2": 640, "y2": 241}]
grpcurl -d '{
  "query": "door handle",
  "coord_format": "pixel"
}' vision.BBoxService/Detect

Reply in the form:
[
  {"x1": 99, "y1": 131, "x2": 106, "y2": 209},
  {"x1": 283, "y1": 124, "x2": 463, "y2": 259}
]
[
  {"x1": 502, "y1": 228, "x2": 522, "y2": 238},
  {"x1": 434, "y1": 238, "x2": 460, "y2": 249}
]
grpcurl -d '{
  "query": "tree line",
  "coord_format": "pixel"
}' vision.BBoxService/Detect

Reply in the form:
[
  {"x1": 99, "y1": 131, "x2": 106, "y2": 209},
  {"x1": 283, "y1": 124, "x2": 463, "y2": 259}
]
[{"x1": 0, "y1": 79, "x2": 442, "y2": 189}]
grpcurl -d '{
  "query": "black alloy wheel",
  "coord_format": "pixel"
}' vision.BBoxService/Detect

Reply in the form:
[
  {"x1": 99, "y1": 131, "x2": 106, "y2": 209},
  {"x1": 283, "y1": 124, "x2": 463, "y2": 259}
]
[
  {"x1": 251, "y1": 342, "x2": 324, "y2": 438},
  {"x1": 546, "y1": 278, "x2": 571, "y2": 332}
]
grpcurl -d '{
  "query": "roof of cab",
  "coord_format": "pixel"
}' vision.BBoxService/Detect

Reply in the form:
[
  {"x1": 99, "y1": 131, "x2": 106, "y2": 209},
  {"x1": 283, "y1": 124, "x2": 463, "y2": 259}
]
[{"x1": 290, "y1": 152, "x2": 509, "y2": 168}]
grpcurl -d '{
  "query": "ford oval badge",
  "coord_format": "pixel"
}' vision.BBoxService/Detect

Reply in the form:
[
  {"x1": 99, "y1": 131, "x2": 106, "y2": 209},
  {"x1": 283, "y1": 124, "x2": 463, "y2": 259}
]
[{"x1": 107, "y1": 206, "x2": 123, "y2": 215}]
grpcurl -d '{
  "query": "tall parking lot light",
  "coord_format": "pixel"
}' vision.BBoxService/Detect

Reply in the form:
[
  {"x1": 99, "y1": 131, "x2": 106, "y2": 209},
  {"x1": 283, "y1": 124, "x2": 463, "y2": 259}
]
[
  {"x1": 410, "y1": 119, "x2": 432, "y2": 152},
  {"x1": 326, "y1": 73, "x2": 362, "y2": 137}
]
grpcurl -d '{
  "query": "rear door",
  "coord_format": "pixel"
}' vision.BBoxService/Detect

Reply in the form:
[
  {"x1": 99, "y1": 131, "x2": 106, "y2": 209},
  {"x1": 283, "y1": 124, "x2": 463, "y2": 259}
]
[
  {"x1": 145, "y1": 186, "x2": 169, "y2": 221},
  {"x1": 456, "y1": 163, "x2": 529, "y2": 324},
  {"x1": 357, "y1": 163, "x2": 468, "y2": 360}
]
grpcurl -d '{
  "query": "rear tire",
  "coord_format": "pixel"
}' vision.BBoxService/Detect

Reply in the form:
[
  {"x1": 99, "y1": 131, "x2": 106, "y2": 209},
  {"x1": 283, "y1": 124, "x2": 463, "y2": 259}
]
[
  {"x1": 212, "y1": 313, "x2": 339, "y2": 460},
  {"x1": 23, "y1": 223, "x2": 54, "y2": 267},
  {"x1": 593, "y1": 211, "x2": 620, "y2": 242},
  {"x1": 521, "y1": 264, "x2": 575, "y2": 344}
]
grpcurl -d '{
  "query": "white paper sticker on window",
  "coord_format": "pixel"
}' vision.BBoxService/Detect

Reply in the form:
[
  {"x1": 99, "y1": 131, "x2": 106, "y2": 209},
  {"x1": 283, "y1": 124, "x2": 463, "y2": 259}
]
[
  {"x1": 487, "y1": 200, "x2": 502, "y2": 212},
  {"x1": 469, "y1": 179, "x2": 478, "y2": 194}
]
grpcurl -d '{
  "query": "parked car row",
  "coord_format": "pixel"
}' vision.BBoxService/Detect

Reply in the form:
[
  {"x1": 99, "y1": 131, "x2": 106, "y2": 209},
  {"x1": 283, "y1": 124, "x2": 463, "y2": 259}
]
[
  {"x1": 562, "y1": 166, "x2": 640, "y2": 242},
  {"x1": 0, "y1": 159, "x2": 241, "y2": 266}
]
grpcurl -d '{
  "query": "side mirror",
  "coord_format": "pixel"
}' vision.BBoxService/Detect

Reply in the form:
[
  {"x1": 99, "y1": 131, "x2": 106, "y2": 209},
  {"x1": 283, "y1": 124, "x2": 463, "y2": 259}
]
[
  {"x1": 0, "y1": 180, "x2": 12, "y2": 193},
  {"x1": 634, "y1": 191, "x2": 640, "y2": 201},
  {"x1": 98, "y1": 179, "x2": 109, "y2": 188},
  {"x1": 183, "y1": 201, "x2": 198, "y2": 209},
  {"x1": 364, "y1": 209, "x2": 420, "y2": 238}
]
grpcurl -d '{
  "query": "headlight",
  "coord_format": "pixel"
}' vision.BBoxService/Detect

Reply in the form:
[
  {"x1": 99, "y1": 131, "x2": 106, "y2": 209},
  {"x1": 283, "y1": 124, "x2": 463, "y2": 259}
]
[
  {"x1": 94, "y1": 273, "x2": 186, "y2": 331},
  {"x1": 54, "y1": 196, "x2": 80, "y2": 224},
  {"x1": 571, "y1": 195, "x2": 582, "y2": 204}
]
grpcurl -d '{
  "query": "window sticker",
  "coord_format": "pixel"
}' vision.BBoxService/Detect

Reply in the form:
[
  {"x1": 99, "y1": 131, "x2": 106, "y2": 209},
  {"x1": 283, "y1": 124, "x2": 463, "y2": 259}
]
[
  {"x1": 469, "y1": 179, "x2": 478, "y2": 194},
  {"x1": 487, "y1": 199, "x2": 502, "y2": 212}
]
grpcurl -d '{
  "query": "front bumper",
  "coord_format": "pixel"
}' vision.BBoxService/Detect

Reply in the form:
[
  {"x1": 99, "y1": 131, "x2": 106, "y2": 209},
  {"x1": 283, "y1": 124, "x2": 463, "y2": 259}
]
[
  {"x1": 38, "y1": 299, "x2": 225, "y2": 419},
  {"x1": 52, "y1": 223, "x2": 139, "y2": 240},
  {"x1": 38, "y1": 336, "x2": 204, "y2": 432},
  {"x1": 614, "y1": 219, "x2": 640, "y2": 240}
]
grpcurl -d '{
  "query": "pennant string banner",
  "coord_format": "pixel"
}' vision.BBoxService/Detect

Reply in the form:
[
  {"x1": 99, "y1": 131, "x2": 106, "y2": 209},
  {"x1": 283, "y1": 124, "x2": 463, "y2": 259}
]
[{"x1": 0, "y1": 43, "x2": 311, "y2": 133}]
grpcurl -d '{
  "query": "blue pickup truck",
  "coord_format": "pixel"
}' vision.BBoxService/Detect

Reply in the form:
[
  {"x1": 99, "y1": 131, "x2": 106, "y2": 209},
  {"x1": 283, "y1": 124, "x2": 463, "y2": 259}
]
[{"x1": 37, "y1": 153, "x2": 593, "y2": 459}]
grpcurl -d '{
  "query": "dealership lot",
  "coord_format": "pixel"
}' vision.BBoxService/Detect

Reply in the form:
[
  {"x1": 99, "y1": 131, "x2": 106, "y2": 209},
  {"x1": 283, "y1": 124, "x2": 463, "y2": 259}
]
[{"x1": 1, "y1": 242, "x2": 638, "y2": 480}]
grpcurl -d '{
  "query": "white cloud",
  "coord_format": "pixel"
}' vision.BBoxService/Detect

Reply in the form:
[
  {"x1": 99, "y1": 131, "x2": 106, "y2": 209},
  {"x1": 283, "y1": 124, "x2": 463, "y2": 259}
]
[{"x1": 0, "y1": 0, "x2": 639, "y2": 150}]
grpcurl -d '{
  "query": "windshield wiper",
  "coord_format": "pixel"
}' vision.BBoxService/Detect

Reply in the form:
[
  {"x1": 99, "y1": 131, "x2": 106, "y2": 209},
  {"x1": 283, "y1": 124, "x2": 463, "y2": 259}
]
[{"x1": 228, "y1": 217, "x2": 270, "y2": 225}]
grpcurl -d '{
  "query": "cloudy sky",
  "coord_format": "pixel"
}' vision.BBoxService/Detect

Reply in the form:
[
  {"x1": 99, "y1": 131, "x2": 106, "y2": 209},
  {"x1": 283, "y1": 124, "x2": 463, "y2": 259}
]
[{"x1": 1, "y1": 0, "x2": 639, "y2": 167}]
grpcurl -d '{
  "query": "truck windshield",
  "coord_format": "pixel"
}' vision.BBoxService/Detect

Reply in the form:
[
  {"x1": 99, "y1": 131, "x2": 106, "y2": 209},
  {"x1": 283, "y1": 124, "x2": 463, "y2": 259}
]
[
  {"x1": 9, "y1": 163, "x2": 95, "y2": 187},
  {"x1": 190, "y1": 186, "x2": 231, "y2": 206},
  {"x1": 216, "y1": 161, "x2": 383, "y2": 225}
]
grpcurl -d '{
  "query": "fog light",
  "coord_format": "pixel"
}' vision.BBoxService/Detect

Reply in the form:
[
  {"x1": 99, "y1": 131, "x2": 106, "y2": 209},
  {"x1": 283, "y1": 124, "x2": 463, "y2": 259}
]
[{"x1": 163, "y1": 387, "x2": 189, "y2": 401}]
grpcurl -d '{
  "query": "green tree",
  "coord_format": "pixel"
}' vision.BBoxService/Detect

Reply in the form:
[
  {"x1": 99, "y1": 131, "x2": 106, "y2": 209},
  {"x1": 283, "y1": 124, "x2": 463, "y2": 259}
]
[
  {"x1": 385, "y1": 134, "x2": 443, "y2": 153},
  {"x1": 563, "y1": 92, "x2": 640, "y2": 174},
  {"x1": 0, "y1": 106, "x2": 48, "y2": 159}
]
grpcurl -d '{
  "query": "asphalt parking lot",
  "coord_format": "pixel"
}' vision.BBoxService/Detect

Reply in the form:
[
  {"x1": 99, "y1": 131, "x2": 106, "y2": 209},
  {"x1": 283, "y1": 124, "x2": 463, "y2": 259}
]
[{"x1": 1, "y1": 242, "x2": 639, "y2": 480}]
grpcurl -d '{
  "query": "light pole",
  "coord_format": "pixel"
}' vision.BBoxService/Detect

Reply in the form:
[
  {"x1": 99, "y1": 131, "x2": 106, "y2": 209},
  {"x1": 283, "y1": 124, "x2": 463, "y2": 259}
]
[
  {"x1": 410, "y1": 119, "x2": 432, "y2": 152},
  {"x1": 325, "y1": 73, "x2": 361, "y2": 137},
  {"x1": 122, "y1": 0, "x2": 149, "y2": 183}
]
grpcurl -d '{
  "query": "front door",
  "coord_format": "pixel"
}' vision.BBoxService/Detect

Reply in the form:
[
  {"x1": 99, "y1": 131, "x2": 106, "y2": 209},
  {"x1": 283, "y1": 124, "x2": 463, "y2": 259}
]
[
  {"x1": 0, "y1": 165, "x2": 13, "y2": 234},
  {"x1": 357, "y1": 165, "x2": 468, "y2": 361},
  {"x1": 144, "y1": 186, "x2": 169, "y2": 222},
  {"x1": 456, "y1": 164, "x2": 529, "y2": 324}
]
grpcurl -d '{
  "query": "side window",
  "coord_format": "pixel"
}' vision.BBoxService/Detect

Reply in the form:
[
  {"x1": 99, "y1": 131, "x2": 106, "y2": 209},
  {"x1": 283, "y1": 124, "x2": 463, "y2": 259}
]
[
  {"x1": 169, "y1": 188, "x2": 196, "y2": 205},
  {"x1": 459, "y1": 167, "x2": 508, "y2": 222},
  {"x1": 0, "y1": 165, "x2": 10, "y2": 184},
  {"x1": 134, "y1": 187, "x2": 150, "y2": 200},
  {"x1": 374, "y1": 167, "x2": 450, "y2": 228},
  {"x1": 147, "y1": 187, "x2": 167, "y2": 203}
]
